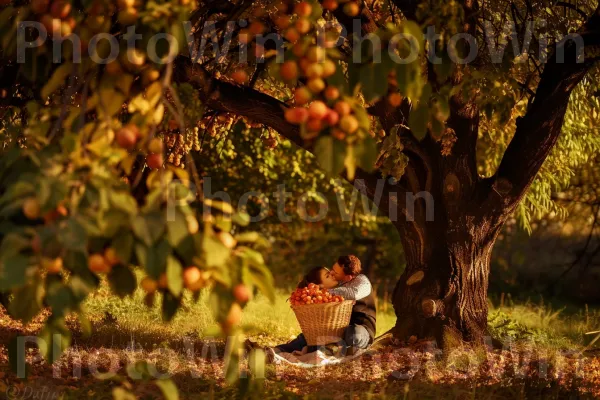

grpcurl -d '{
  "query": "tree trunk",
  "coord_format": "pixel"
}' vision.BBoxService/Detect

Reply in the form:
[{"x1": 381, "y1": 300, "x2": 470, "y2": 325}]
[
  {"x1": 388, "y1": 142, "x2": 506, "y2": 346},
  {"x1": 391, "y1": 225, "x2": 497, "y2": 346}
]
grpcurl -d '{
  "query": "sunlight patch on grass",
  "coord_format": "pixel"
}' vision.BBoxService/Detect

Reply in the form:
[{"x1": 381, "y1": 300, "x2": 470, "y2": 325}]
[
  {"x1": 81, "y1": 277, "x2": 397, "y2": 347},
  {"x1": 80, "y1": 276, "x2": 598, "y2": 353},
  {"x1": 489, "y1": 300, "x2": 600, "y2": 349}
]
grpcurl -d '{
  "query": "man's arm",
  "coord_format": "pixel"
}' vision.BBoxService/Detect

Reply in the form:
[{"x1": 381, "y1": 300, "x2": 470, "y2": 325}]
[{"x1": 329, "y1": 275, "x2": 372, "y2": 300}]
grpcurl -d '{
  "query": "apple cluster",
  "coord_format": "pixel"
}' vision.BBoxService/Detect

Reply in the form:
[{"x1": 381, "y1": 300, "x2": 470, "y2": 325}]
[
  {"x1": 30, "y1": 0, "x2": 75, "y2": 38},
  {"x1": 139, "y1": 266, "x2": 213, "y2": 295},
  {"x1": 225, "y1": 1, "x2": 364, "y2": 143},
  {"x1": 113, "y1": 124, "x2": 165, "y2": 169},
  {"x1": 140, "y1": 261, "x2": 251, "y2": 333},
  {"x1": 271, "y1": 1, "x2": 363, "y2": 141},
  {"x1": 21, "y1": 195, "x2": 122, "y2": 275},
  {"x1": 87, "y1": 248, "x2": 121, "y2": 274},
  {"x1": 290, "y1": 283, "x2": 344, "y2": 305}
]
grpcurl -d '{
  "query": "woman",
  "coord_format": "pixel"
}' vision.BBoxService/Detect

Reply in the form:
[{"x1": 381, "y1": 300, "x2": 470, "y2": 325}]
[
  {"x1": 296, "y1": 266, "x2": 338, "y2": 290},
  {"x1": 274, "y1": 266, "x2": 338, "y2": 354}
]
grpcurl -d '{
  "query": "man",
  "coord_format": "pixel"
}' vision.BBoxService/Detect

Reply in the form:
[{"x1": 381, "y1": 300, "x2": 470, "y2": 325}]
[
  {"x1": 329, "y1": 255, "x2": 376, "y2": 352},
  {"x1": 275, "y1": 255, "x2": 376, "y2": 354}
]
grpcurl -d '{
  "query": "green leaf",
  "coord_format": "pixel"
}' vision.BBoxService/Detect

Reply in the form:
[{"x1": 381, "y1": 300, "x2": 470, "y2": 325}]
[
  {"x1": 355, "y1": 136, "x2": 379, "y2": 172},
  {"x1": 353, "y1": 104, "x2": 371, "y2": 132},
  {"x1": 8, "y1": 278, "x2": 45, "y2": 323},
  {"x1": 127, "y1": 360, "x2": 152, "y2": 380},
  {"x1": 59, "y1": 218, "x2": 88, "y2": 252},
  {"x1": 347, "y1": 61, "x2": 361, "y2": 95},
  {"x1": 38, "y1": 322, "x2": 71, "y2": 363},
  {"x1": 402, "y1": 20, "x2": 424, "y2": 49},
  {"x1": 161, "y1": 291, "x2": 181, "y2": 321},
  {"x1": 0, "y1": 254, "x2": 30, "y2": 291},
  {"x1": 112, "y1": 231, "x2": 134, "y2": 265},
  {"x1": 234, "y1": 232, "x2": 260, "y2": 243},
  {"x1": 395, "y1": 62, "x2": 424, "y2": 100},
  {"x1": 408, "y1": 103, "x2": 430, "y2": 140},
  {"x1": 167, "y1": 210, "x2": 189, "y2": 247},
  {"x1": 0, "y1": 181, "x2": 35, "y2": 211},
  {"x1": 64, "y1": 251, "x2": 100, "y2": 294},
  {"x1": 113, "y1": 388, "x2": 137, "y2": 400},
  {"x1": 248, "y1": 349, "x2": 266, "y2": 380},
  {"x1": 155, "y1": 379, "x2": 180, "y2": 400},
  {"x1": 41, "y1": 63, "x2": 72, "y2": 99},
  {"x1": 433, "y1": 55, "x2": 454, "y2": 83},
  {"x1": 325, "y1": 61, "x2": 349, "y2": 95},
  {"x1": 172, "y1": 231, "x2": 196, "y2": 265},
  {"x1": 420, "y1": 83, "x2": 433, "y2": 103},
  {"x1": 238, "y1": 248, "x2": 275, "y2": 303},
  {"x1": 0, "y1": 233, "x2": 31, "y2": 261},
  {"x1": 203, "y1": 234, "x2": 231, "y2": 268},
  {"x1": 108, "y1": 190, "x2": 138, "y2": 215},
  {"x1": 345, "y1": 143, "x2": 356, "y2": 181},
  {"x1": 213, "y1": 214, "x2": 232, "y2": 233},
  {"x1": 166, "y1": 256, "x2": 183, "y2": 297},
  {"x1": 132, "y1": 213, "x2": 166, "y2": 246},
  {"x1": 359, "y1": 53, "x2": 394, "y2": 102},
  {"x1": 98, "y1": 86, "x2": 127, "y2": 118},
  {"x1": 209, "y1": 284, "x2": 234, "y2": 322},
  {"x1": 204, "y1": 198, "x2": 234, "y2": 215},
  {"x1": 359, "y1": 64, "x2": 378, "y2": 103},
  {"x1": 232, "y1": 212, "x2": 251, "y2": 227},
  {"x1": 314, "y1": 136, "x2": 347, "y2": 176},
  {"x1": 224, "y1": 334, "x2": 243, "y2": 384},
  {"x1": 0, "y1": 7, "x2": 16, "y2": 31},
  {"x1": 136, "y1": 240, "x2": 170, "y2": 279},
  {"x1": 239, "y1": 246, "x2": 265, "y2": 266},
  {"x1": 108, "y1": 265, "x2": 137, "y2": 298},
  {"x1": 45, "y1": 280, "x2": 74, "y2": 318}
]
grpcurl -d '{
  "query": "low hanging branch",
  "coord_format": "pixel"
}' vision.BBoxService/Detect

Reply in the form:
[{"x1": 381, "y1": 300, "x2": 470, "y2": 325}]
[
  {"x1": 172, "y1": 56, "x2": 401, "y2": 220},
  {"x1": 173, "y1": 56, "x2": 303, "y2": 146}
]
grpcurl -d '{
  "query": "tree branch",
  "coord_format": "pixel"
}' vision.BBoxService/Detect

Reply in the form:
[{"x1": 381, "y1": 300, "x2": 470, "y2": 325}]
[
  {"x1": 173, "y1": 55, "x2": 303, "y2": 147},
  {"x1": 492, "y1": 6, "x2": 600, "y2": 210},
  {"x1": 555, "y1": 1, "x2": 589, "y2": 19},
  {"x1": 172, "y1": 56, "x2": 397, "y2": 217}
]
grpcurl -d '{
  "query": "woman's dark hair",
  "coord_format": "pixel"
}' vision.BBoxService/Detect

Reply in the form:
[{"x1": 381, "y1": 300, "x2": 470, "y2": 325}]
[
  {"x1": 297, "y1": 266, "x2": 324, "y2": 288},
  {"x1": 337, "y1": 255, "x2": 362, "y2": 275}
]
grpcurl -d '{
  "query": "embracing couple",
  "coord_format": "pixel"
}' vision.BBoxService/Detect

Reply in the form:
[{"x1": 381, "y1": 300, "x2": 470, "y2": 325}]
[{"x1": 275, "y1": 255, "x2": 376, "y2": 354}]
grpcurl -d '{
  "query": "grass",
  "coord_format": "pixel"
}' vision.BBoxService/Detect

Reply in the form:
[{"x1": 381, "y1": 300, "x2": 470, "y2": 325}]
[
  {"x1": 1, "y1": 277, "x2": 600, "y2": 399},
  {"x1": 488, "y1": 296, "x2": 600, "y2": 350},
  {"x1": 80, "y1": 277, "x2": 598, "y2": 350},
  {"x1": 80, "y1": 278, "x2": 398, "y2": 348}
]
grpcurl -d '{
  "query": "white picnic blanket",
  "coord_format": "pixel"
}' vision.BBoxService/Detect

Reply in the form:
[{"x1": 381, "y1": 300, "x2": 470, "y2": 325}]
[{"x1": 270, "y1": 346, "x2": 367, "y2": 368}]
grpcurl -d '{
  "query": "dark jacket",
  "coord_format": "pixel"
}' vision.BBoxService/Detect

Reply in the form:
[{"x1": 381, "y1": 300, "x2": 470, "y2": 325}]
[{"x1": 350, "y1": 285, "x2": 377, "y2": 343}]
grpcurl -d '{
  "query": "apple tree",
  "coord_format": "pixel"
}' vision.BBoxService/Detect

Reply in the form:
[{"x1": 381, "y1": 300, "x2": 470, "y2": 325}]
[{"x1": 1, "y1": 0, "x2": 599, "y2": 351}]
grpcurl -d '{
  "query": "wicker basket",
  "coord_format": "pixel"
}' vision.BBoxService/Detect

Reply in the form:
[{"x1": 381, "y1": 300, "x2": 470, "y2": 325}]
[{"x1": 291, "y1": 300, "x2": 355, "y2": 346}]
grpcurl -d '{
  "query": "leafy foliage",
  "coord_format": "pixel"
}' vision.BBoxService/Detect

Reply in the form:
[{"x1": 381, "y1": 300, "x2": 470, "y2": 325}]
[{"x1": 478, "y1": 70, "x2": 600, "y2": 232}]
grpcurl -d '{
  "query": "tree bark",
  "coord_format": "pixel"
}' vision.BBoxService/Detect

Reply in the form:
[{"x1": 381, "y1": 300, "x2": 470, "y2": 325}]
[
  {"x1": 391, "y1": 217, "x2": 499, "y2": 346},
  {"x1": 387, "y1": 127, "x2": 504, "y2": 346}
]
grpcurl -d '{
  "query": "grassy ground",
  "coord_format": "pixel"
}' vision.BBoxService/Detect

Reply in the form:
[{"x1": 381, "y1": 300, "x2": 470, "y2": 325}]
[
  {"x1": 81, "y1": 282, "x2": 398, "y2": 348},
  {"x1": 1, "y1": 277, "x2": 600, "y2": 399}
]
